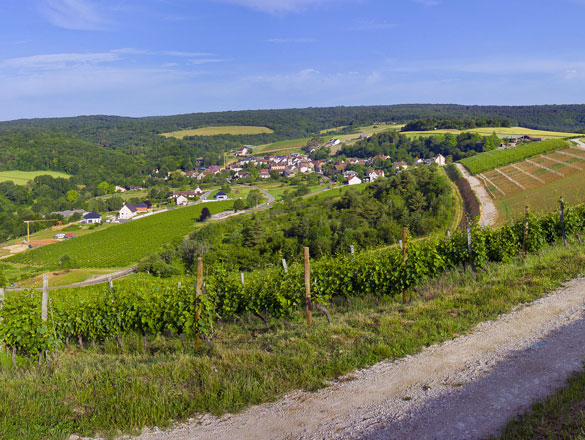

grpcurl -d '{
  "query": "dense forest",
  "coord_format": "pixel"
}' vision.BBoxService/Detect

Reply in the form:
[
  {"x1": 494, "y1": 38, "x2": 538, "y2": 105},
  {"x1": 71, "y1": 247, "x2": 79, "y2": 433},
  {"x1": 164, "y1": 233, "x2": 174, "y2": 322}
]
[
  {"x1": 338, "y1": 130, "x2": 501, "y2": 161},
  {"x1": 401, "y1": 117, "x2": 511, "y2": 132},
  {"x1": 140, "y1": 166, "x2": 454, "y2": 274}
]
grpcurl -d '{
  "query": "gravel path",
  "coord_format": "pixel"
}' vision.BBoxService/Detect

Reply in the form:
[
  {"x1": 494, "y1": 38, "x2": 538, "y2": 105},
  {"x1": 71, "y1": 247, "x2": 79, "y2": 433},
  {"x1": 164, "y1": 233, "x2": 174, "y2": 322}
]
[
  {"x1": 456, "y1": 163, "x2": 498, "y2": 227},
  {"x1": 121, "y1": 276, "x2": 585, "y2": 440}
]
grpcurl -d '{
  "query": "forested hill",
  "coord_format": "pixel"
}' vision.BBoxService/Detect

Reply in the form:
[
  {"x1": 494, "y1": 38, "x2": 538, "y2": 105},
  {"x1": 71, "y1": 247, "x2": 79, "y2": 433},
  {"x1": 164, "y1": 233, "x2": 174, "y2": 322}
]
[{"x1": 2, "y1": 104, "x2": 585, "y2": 136}]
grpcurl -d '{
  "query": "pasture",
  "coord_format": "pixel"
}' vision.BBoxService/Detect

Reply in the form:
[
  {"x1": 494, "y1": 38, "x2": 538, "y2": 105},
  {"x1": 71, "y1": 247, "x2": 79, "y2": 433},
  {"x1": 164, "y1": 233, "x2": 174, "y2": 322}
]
[
  {"x1": 160, "y1": 126, "x2": 273, "y2": 138},
  {"x1": 0, "y1": 170, "x2": 71, "y2": 185},
  {"x1": 476, "y1": 146, "x2": 585, "y2": 222},
  {"x1": 8, "y1": 201, "x2": 233, "y2": 268},
  {"x1": 403, "y1": 126, "x2": 576, "y2": 140}
]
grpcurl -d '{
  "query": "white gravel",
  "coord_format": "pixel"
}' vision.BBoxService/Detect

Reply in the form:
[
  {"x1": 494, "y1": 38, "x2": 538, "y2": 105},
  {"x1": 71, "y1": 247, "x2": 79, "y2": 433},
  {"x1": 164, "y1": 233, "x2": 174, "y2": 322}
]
[{"x1": 112, "y1": 276, "x2": 585, "y2": 440}]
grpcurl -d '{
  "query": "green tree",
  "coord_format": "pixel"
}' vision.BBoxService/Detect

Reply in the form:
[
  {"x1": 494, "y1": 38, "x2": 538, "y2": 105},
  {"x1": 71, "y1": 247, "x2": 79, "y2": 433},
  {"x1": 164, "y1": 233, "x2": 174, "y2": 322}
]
[
  {"x1": 233, "y1": 198, "x2": 245, "y2": 212},
  {"x1": 66, "y1": 190, "x2": 78, "y2": 202},
  {"x1": 246, "y1": 189, "x2": 263, "y2": 208}
]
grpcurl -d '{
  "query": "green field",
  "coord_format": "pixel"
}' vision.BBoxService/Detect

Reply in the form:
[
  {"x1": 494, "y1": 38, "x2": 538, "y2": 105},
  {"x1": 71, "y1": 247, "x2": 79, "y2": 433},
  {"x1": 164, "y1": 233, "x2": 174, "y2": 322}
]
[
  {"x1": 8, "y1": 202, "x2": 233, "y2": 268},
  {"x1": 459, "y1": 139, "x2": 568, "y2": 175},
  {"x1": 0, "y1": 170, "x2": 71, "y2": 185},
  {"x1": 402, "y1": 126, "x2": 576, "y2": 140},
  {"x1": 160, "y1": 126, "x2": 273, "y2": 138},
  {"x1": 253, "y1": 137, "x2": 315, "y2": 155}
]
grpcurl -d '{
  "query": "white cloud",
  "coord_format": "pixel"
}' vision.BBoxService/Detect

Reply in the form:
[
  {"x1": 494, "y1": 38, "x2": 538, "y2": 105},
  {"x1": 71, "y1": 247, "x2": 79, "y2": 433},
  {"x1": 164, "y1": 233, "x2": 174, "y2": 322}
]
[
  {"x1": 39, "y1": 0, "x2": 107, "y2": 30},
  {"x1": 217, "y1": 0, "x2": 345, "y2": 13},
  {"x1": 1, "y1": 53, "x2": 119, "y2": 70}
]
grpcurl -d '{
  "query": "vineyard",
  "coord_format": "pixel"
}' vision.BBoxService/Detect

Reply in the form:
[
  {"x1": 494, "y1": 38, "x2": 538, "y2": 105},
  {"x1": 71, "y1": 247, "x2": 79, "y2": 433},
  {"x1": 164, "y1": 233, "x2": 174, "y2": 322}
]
[
  {"x1": 3, "y1": 199, "x2": 585, "y2": 357},
  {"x1": 459, "y1": 139, "x2": 568, "y2": 175},
  {"x1": 7, "y1": 202, "x2": 233, "y2": 269}
]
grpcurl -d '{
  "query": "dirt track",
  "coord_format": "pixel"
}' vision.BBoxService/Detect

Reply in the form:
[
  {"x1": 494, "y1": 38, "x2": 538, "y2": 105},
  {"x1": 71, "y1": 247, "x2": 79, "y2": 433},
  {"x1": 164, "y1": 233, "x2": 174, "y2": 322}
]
[
  {"x1": 456, "y1": 163, "x2": 498, "y2": 227},
  {"x1": 115, "y1": 276, "x2": 585, "y2": 440}
]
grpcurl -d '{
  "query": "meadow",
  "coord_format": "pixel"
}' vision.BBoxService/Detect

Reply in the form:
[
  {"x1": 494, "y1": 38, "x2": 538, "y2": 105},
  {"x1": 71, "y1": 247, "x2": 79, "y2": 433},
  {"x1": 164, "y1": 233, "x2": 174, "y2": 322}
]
[
  {"x1": 402, "y1": 126, "x2": 576, "y2": 140},
  {"x1": 253, "y1": 137, "x2": 315, "y2": 155},
  {"x1": 7, "y1": 201, "x2": 233, "y2": 268},
  {"x1": 0, "y1": 170, "x2": 71, "y2": 185},
  {"x1": 160, "y1": 126, "x2": 273, "y2": 138}
]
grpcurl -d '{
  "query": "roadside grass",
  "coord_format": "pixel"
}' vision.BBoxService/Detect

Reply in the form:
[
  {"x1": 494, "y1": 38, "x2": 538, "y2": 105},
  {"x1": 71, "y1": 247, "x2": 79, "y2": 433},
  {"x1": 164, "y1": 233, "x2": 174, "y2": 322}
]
[
  {"x1": 2, "y1": 240, "x2": 585, "y2": 439},
  {"x1": 0, "y1": 170, "x2": 71, "y2": 185},
  {"x1": 496, "y1": 370, "x2": 585, "y2": 439},
  {"x1": 160, "y1": 126, "x2": 273, "y2": 138}
]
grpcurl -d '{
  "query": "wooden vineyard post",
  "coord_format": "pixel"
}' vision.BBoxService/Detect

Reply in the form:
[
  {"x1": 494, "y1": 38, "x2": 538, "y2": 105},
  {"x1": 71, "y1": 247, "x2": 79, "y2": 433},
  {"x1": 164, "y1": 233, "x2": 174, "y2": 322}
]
[
  {"x1": 108, "y1": 277, "x2": 113, "y2": 292},
  {"x1": 41, "y1": 274, "x2": 49, "y2": 322},
  {"x1": 523, "y1": 206, "x2": 529, "y2": 259},
  {"x1": 240, "y1": 272, "x2": 245, "y2": 286},
  {"x1": 350, "y1": 245, "x2": 355, "y2": 256},
  {"x1": 447, "y1": 229, "x2": 451, "y2": 239},
  {"x1": 402, "y1": 227, "x2": 408, "y2": 304},
  {"x1": 466, "y1": 223, "x2": 477, "y2": 276},
  {"x1": 304, "y1": 247, "x2": 312, "y2": 327},
  {"x1": 560, "y1": 197, "x2": 567, "y2": 248},
  {"x1": 282, "y1": 258, "x2": 288, "y2": 274},
  {"x1": 195, "y1": 257, "x2": 203, "y2": 349},
  {"x1": 0, "y1": 287, "x2": 4, "y2": 310}
]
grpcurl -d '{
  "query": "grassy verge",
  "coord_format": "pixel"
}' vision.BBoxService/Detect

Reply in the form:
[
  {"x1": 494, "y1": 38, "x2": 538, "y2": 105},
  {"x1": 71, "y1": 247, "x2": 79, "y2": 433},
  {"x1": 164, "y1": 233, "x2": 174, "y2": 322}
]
[
  {"x1": 496, "y1": 369, "x2": 585, "y2": 439},
  {"x1": 1, "y1": 240, "x2": 585, "y2": 439}
]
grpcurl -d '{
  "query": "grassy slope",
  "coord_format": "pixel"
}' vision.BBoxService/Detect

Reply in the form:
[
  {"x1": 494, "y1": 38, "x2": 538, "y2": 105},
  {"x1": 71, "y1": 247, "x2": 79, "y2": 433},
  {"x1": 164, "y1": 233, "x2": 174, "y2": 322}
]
[
  {"x1": 7, "y1": 202, "x2": 233, "y2": 268},
  {"x1": 402, "y1": 126, "x2": 576, "y2": 140},
  {"x1": 0, "y1": 171, "x2": 71, "y2": 185},
  {"x1": 1, "y1": 240, "x2": 584, "y2": 439},
  {"x1": 160, "y1": 126, "x2": 273, "y2": 138}
]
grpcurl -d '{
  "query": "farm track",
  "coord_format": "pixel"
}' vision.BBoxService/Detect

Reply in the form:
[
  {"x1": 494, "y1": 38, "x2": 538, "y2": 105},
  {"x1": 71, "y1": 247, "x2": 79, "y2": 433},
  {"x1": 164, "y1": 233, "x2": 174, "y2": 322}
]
[
  {"x1": 455, "y1": 164, "x2": 497, "y2": 226},
  {"x1": 117, "y1": 276, "x2": 585, "y2": 440}
]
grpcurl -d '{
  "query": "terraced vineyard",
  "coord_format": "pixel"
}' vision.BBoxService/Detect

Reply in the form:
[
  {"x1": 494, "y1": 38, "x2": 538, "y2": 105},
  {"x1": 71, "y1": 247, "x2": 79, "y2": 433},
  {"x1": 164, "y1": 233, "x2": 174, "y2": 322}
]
[
  {"x1": 7, "y1": 202, "x2": 233, "y2": 268},
  {"x1": 475, "y1": 145, "x2": 585, "y2": 221}
]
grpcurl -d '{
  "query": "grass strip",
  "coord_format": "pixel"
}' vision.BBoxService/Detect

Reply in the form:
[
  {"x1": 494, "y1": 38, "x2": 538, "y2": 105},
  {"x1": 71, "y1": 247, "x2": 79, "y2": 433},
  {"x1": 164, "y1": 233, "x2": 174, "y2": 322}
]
[{"x1": 1, "y1": 241, "x2": 584, "y2": 439}]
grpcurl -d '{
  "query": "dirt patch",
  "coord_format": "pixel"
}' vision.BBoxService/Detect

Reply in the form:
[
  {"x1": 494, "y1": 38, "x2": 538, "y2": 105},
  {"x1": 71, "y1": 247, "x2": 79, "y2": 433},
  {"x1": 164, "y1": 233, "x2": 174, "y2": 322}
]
[{"x1": 29, "y1": 239, "x2": 58, "y2": 246}]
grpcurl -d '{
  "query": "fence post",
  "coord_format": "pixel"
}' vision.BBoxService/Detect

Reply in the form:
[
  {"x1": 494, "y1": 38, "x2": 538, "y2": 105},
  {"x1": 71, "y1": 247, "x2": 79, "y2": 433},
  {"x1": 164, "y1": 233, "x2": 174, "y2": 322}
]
[
  {"x1": 523, "y1": 206, "x2": 529, "y2": 259},
  {"x1": 304, "y1": 247, "x2": 312, "y2": 327},
  {"x1": 282, "y1": 258, "x2": 288, "y2": 274},
  {"x1": 108, "y1": 277, "x2": 113, "y2": 292},
  {"x1": 402, "y1": 227, "x2": 408, "y2": 304},
  {"x1": 240, "y1": 272, "x2": 245, "y2": 286},
  {"x1": 0, "y1": 287, "x2": 4, "y2": 311},
  {"x1": 350, "y1": 245, "x2": 355, "y2": 255},
  {"x1": 41, "y1": 274, "x2": 49, "y2": 322},
  {"x1": 177, "y1": 281, "x2": 181, "y2": 290},
  {"x1": 467, "y1": 223, "x2": 477, "y2": 275},
  {"x1": 560, "y1": 197, "x2": 567, "y2": 248},
  {"x1": 447, "y1": 229, "x2": 451, "y2": 239},
  {"x1": 195, "y1": 257, "x2": 203, "y2": 349}
]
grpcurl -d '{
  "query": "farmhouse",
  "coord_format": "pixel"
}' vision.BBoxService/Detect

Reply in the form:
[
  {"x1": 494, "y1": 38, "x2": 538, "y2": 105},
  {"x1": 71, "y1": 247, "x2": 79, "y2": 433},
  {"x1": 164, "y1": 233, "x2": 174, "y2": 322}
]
[
  {"x1": 433, "y1": 154, "x2": 446, "y2": 166},
  {"x1": 176, "y1": 195, "x2": 188, "y2": 205},
  {"x1": 259, "y1": 169, "x2": 271, "y2": 179},
  {"x1": 114, "y1": 185, "x2": 126, "y2": 193},
  {"x1": 135, "y1": 202, "x2": 150, "y2": 212},
  {"x1": 347, "y1": 176, "x2": 362, "y2": 185},
  {"x1": 119, "y1": 203, "x2": 137, "y2": 220},
  {"x1": 171, "y1": 190, "x2": 197, "y2": 199},
  {"x1": 236, "y1": 146, "x2": 250, "y2": 156},
  {"x1": 393, "y1": 161, "x2": 409, "y2": 170},
  {"x1": 367, "y1": 170, "x2": 385, "y2": 181},
  {"x1": 215, "y1": 191, "x2": 228, "y2": 201},
  {"x1": 82, "y1": 211, "x2": 102, "y2": 224}
]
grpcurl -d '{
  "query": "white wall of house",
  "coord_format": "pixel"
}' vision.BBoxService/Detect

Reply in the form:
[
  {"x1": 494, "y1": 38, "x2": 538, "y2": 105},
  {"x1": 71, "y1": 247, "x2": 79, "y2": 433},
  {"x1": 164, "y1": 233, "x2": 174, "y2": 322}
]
[{"x1": 119, "y1": 205, "x2": 136, "y2": 219}]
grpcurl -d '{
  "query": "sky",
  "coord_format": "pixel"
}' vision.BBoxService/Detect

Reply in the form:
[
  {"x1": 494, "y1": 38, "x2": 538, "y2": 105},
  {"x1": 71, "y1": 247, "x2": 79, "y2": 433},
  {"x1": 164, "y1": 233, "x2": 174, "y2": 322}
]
[{"x1": 1, "y1": 0, "x2": 585, "y2": 121}]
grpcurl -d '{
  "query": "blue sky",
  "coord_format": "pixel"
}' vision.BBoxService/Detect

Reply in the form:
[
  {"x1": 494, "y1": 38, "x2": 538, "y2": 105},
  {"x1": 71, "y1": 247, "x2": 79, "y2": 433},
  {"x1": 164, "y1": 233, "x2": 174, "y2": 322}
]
[{"x1": 1, "y1": 0, "x2": 585, "y2": 121}]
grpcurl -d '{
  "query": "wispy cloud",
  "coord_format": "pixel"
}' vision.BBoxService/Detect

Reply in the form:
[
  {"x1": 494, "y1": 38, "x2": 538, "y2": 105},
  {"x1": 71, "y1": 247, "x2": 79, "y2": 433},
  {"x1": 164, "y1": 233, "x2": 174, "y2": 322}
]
[
  {"x1": 267, "y1": 37, "x2": 318, "y2": 43},
  {"x1": 112, "y1": 48, "x2": 214, "y2": 57},
  {"x1": 39, "y1": 0, "x2": 107, "y2": 31},
  {"x1": 352, "y1": 19, "x2": 397, "y2": 30},
  {"x1": 1, "y1": 53, "x2": 119, "y2": 70},
  {"x1": 411, "y1": 0, "x2": 441, "y2": 6},
  {"x1": 217, "y1": 0, "x2": 346, "y2": 14}
]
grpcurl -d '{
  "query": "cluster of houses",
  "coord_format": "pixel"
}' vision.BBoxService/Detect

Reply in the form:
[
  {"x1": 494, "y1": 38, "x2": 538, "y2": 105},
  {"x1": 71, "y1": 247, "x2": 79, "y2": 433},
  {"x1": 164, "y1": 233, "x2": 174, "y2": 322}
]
[{"x1": 498, "y1": 135, "x2": 543, "y2": 149}]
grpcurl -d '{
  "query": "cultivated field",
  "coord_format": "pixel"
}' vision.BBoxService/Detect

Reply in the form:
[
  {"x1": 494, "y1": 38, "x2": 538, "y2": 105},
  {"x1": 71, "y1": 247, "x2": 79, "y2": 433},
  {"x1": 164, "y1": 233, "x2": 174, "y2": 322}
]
[
  {"x1": 253, "y1": 137, "x2": 315, "y2": 155},
  {"x1": 0, "y1": 170, "x2": 71, "y2": 185},
  {"x1": 403, "y1": 126, "x2": 576, "y2": 140},
  {"x1": 160, "y1": 126, "x2": 274, "y2": 138},
  {"x1": 8, "y1": 201, "x2": 233, "y2": 268},
  {"x1": 476, "y1": 146, "x2": 585, "y2": 222}
]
